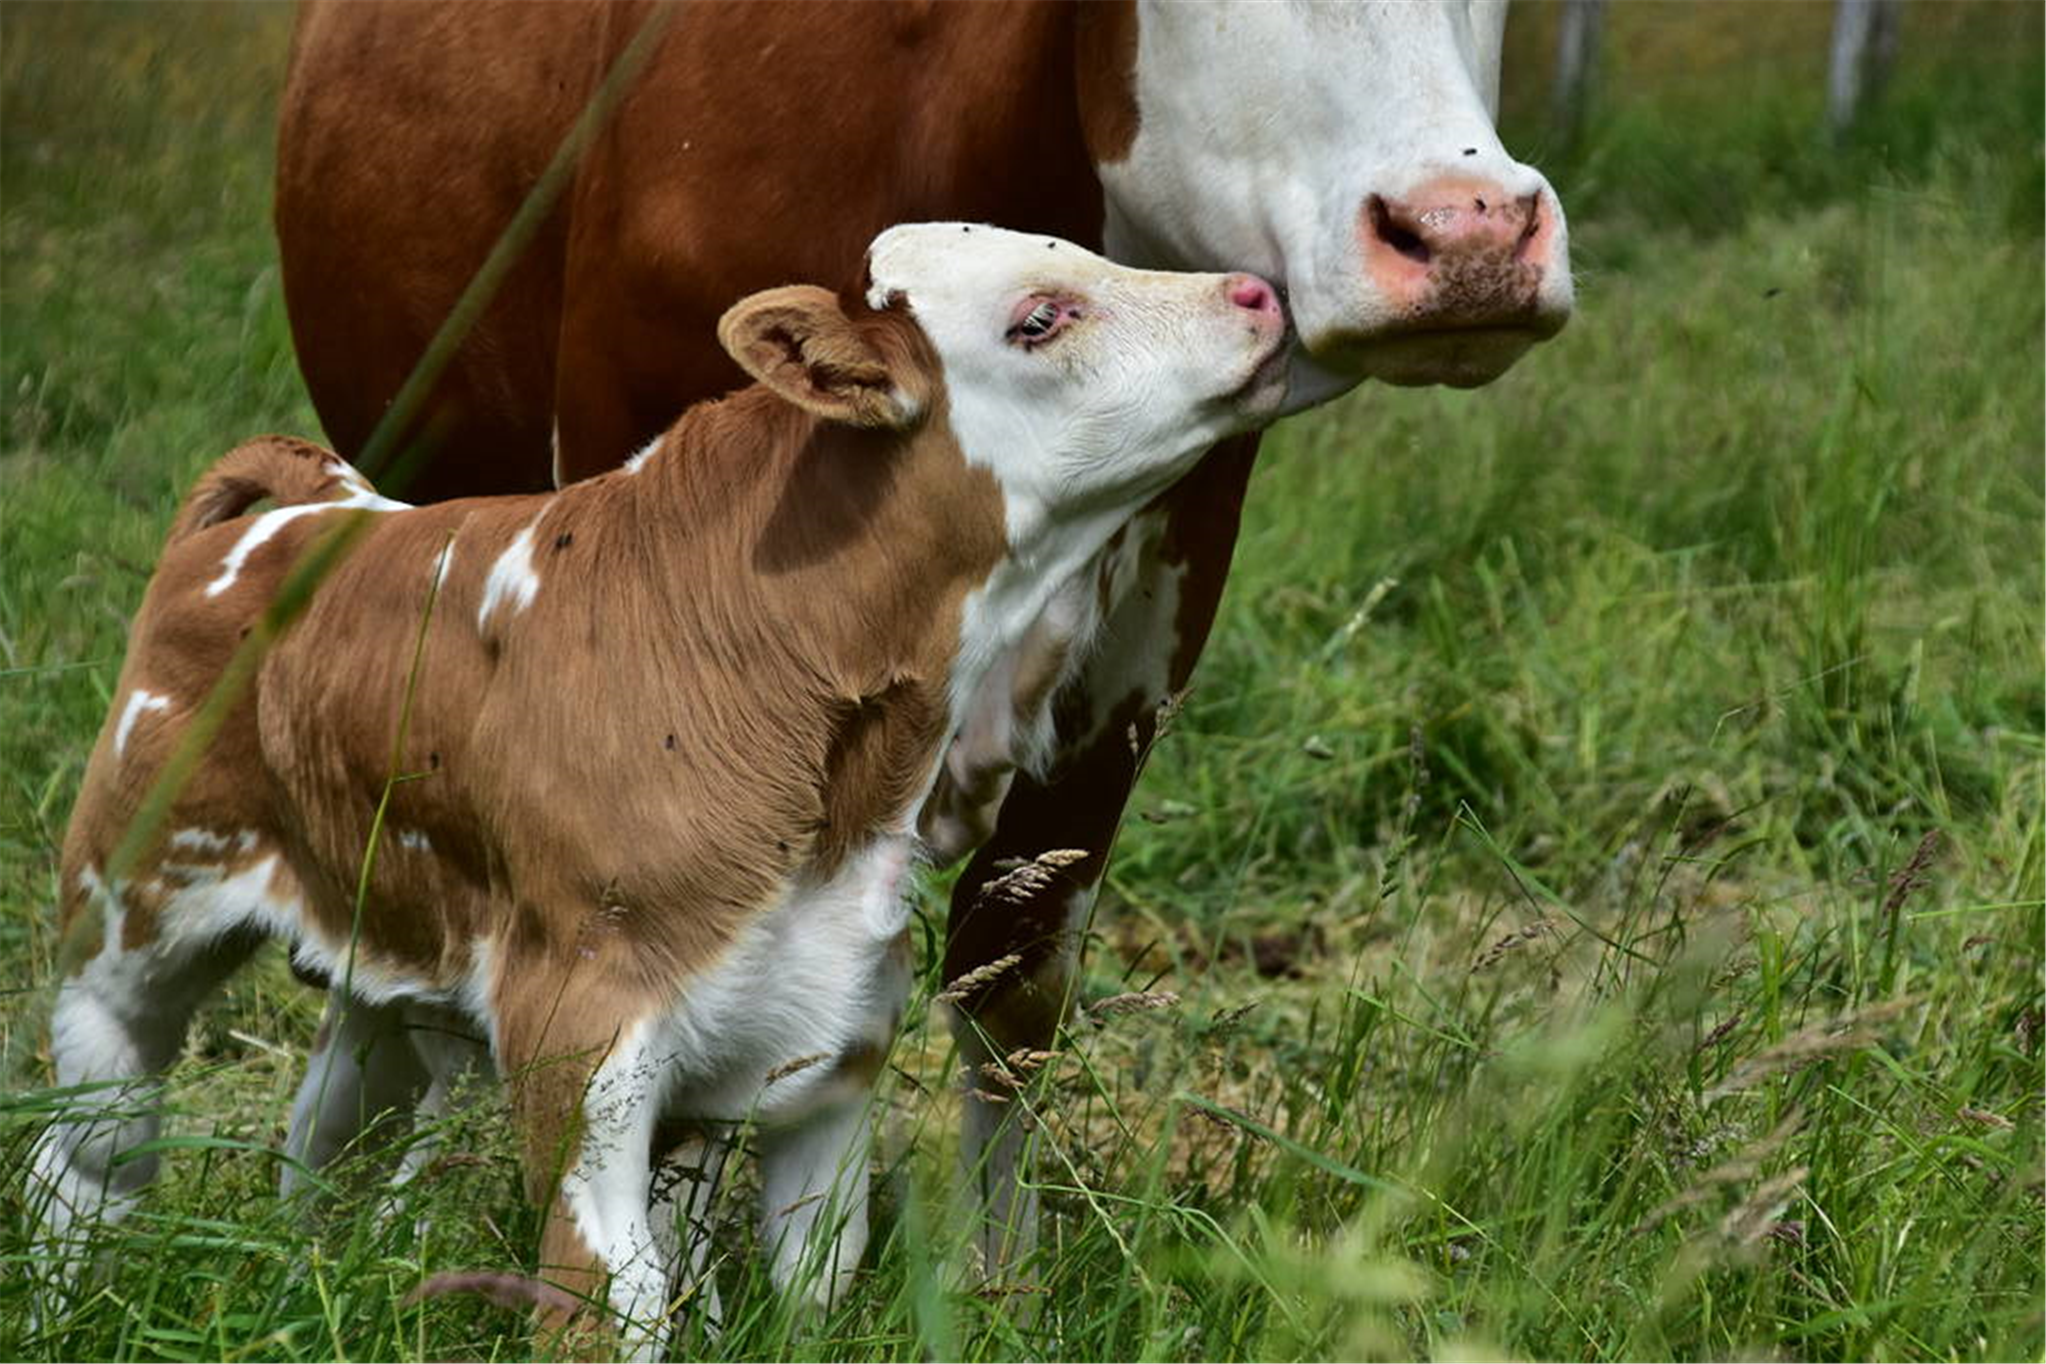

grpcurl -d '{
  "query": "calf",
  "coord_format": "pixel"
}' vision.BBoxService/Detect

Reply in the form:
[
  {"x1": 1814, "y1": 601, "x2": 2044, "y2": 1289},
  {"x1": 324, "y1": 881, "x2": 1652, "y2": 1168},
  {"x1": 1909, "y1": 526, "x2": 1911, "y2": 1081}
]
[{"x1": 31, "y1": 224, "x2": 1287, "y2": 1352}]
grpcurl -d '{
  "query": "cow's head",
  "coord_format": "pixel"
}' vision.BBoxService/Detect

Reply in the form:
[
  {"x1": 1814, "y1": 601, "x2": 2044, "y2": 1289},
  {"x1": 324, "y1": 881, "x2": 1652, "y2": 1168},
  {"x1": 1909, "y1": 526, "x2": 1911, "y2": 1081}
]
[{"x1": 1078, "y1": 0, "x2": 1571, "y2": 410}]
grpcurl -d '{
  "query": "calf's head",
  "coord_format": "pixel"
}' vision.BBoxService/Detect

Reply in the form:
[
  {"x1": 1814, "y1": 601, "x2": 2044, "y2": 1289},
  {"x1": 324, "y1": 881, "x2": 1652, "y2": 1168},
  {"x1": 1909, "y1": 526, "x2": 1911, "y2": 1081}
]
[
  {"x1": 720, "y1": 223, "x2": 1289, "y2": 536},
  {"x1": 1080, "y1": 0, "x2": 1573, "y2": 407}
]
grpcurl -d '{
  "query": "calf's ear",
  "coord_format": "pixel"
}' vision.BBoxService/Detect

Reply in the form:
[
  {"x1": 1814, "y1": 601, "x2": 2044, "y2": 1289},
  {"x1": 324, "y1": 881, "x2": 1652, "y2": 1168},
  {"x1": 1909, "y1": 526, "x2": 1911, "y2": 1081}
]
[{"x1": 718, "y1": 285, "x2": 921, "y2": 429}]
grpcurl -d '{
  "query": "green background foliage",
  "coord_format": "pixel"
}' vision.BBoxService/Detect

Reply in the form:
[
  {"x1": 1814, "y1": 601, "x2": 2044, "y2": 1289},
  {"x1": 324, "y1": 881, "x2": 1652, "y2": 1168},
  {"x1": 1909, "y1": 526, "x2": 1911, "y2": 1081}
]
[{"x1": 2, "y1": 3, "x2": 2040, "y2": 1359}]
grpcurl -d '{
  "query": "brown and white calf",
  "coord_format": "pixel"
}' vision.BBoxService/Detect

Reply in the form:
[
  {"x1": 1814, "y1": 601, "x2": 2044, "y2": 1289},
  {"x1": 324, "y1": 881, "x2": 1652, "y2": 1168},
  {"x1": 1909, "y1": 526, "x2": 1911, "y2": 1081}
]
[{"x1": 31, "y1": 224, "x2": 1286, "y2": 1349}]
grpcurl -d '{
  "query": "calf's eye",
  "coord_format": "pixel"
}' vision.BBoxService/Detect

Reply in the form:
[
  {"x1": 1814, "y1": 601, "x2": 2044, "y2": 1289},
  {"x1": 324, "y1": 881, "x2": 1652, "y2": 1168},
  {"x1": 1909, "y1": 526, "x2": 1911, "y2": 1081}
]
[
  {"x1": 1016, "y1": 301, "x2": 1059, "y2": 338},
  {"x1": 1007, "y1": 297, "x2": 1074, "y2": 347}
]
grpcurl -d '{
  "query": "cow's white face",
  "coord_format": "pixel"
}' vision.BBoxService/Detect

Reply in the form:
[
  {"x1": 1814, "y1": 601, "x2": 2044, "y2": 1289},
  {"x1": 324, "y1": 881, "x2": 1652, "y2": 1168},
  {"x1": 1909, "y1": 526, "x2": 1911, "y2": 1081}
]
[
  {"x1": 1092, "y1": 0, "x2": 1572, "y2": 410},
  {"x1": 866, "y1": 223, "x2": 1287, "y2": 540}
]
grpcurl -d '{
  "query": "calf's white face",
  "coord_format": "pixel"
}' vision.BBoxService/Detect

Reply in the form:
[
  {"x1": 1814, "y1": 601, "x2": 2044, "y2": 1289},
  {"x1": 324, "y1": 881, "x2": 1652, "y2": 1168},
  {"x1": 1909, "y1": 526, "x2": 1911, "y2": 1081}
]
[
  {"x1": 864, "y1": 223, "x2": 1287, "y2": 537},
  {"x1": 1097, "y1": 0, "x2": 1573, "y2": 408}
]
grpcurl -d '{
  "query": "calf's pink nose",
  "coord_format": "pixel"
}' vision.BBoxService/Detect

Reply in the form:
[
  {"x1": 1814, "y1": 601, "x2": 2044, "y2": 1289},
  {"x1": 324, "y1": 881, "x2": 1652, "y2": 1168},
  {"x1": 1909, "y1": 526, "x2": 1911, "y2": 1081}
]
[{"x1": 1224, "y1": 273, "x2": 1280, "y2": 319}]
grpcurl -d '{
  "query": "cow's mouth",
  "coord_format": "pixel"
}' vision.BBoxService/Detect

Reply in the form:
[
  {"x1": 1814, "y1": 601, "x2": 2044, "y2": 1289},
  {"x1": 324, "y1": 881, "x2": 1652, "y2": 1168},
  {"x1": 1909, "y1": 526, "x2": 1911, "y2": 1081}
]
[{"x1": 1306, "y1": 307, "x2": 1567, "y2": 387}]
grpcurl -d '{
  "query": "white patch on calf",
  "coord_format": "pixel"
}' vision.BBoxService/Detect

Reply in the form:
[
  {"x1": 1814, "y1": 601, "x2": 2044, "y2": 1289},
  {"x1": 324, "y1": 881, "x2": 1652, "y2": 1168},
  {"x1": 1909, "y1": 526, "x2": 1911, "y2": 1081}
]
[
  {"x1": 921, "y1": 563, "x2": 1110, "y2": 863},
  {"x1": 113, "y1": 690, "x2": 171, "y2": 758},
  {"x1": 640, "y1": 836, "x2": 915, "y2": 1126},
  {"x1": 323, "y1": 459, "x2": 378, "y2": 497},
  {"x1": 454, "y1": 936, "x2": 501, "y2": 1057},
  {"x1": 621, "y1": 434, "x2": 663, "y2": 475},
  {"x1": 271, "y1": 923, "x2": 445, "y2": 1012},
  {"x1": 154, "y1": 854, "x2": 298, "y2": 949},
  {"x1": 396, "y1": 828, "x2": 432, "y2": 854},
  {"x1": 1063, "y1": 505, "x2": 1187, "y2": 751},
  {"x1": 206, "y1": 484, "x2": 407, "y2": 598},
  {"x1": 476, "y1": 521, "x2": 543, "y2": 630},
  {"x1": 164, "y1": 829, "x2": 258, "y2": 858},
  {"x1": 560, "y1": 1018, "x2": 669, "y2": 1355},
  {"x1": 167, "y1": 828, "x2": 229, "y2": 855}
]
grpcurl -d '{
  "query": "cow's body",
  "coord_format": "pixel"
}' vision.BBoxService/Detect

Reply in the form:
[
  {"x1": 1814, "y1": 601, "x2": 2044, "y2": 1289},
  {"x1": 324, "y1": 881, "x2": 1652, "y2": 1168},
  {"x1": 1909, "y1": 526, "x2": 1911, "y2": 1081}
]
[
  {"x1": 275, "y1": 0, "x2": 1573, "y2": 1262},
  {"x1": 34, "y1": 227, "x2": 1288, "y2": 1352}
]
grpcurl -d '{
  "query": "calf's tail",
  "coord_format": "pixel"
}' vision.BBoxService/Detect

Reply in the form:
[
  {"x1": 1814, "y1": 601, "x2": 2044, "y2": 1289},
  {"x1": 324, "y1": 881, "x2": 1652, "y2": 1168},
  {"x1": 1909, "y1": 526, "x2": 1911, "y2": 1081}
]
[{"x1": 168, "y1": 436, "x2": 371, "y2": 544}]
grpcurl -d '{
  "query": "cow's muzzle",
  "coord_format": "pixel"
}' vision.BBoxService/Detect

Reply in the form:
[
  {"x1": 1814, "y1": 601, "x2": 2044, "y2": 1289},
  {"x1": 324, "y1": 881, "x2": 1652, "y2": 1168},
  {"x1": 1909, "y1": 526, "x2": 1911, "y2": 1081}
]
[{"x1": 1302, "y1": 173, "x2": 1572, "y2": 391}]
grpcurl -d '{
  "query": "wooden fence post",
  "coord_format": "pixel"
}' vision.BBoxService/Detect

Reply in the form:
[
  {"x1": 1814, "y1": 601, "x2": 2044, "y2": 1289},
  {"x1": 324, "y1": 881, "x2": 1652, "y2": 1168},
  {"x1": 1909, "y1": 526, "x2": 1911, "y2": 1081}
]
[
  {"x1": 1828, "y1": 0, "x2": 1905, "y2": 135},
  {"x1": 1551, "y1": 0, "x2": 1608, "y2": 145}
]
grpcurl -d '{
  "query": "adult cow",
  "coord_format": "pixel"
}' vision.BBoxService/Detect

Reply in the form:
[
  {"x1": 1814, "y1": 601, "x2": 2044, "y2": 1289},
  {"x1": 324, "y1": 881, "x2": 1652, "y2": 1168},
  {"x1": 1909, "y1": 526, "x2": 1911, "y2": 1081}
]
[{"x1": 274, "y1": 0, "x2": 1572, "y2": 1268}]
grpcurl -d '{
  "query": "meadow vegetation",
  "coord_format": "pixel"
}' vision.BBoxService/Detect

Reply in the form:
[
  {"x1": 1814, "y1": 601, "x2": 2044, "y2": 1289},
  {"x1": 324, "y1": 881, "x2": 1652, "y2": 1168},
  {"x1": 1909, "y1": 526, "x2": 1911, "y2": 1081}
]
[{"x1": 1, "y1": 3, "x2": 2039, "y2": 1359}]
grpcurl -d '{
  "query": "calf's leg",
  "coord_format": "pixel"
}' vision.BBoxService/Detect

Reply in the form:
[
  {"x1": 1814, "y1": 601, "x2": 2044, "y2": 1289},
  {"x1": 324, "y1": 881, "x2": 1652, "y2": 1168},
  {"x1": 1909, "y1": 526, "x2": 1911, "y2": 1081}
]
[
  {"x1": 498, "y1": 979, "x2": 673, "y2": 1359},
  {"x1": 758, "y1": 1097, "x2": 874, "y2": 1310},
  {"x1": 650, "y1": 1122, "x2": 731, "y2": 1334},
  {"x1": 384, "y1": 1010, "x2": 491, "y2": 1195},
  {"x1": 30, "y1": 918, "x2": 258, "y2": 1255},
  {"x1": 280, "y1": 993, "x2": 430, "y2": 1199}
]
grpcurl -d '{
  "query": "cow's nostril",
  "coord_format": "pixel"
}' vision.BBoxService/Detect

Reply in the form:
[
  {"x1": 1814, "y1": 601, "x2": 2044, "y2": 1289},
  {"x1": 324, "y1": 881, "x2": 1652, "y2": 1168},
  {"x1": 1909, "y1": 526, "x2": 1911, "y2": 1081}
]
[
  {"x1": 1514, "y1": 196, "x2": 1543, "y2": 259},
  {"x1": 1367, "y1": 195, "x2": 1430, "y2": 265}
]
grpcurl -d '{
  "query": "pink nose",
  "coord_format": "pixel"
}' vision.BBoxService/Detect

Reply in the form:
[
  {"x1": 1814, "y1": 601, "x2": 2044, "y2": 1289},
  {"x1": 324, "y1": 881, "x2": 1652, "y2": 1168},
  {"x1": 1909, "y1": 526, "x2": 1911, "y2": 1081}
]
[
  {"x1": 1224, "y1": 273, "x2": 1281, "y2": 320},
  {"x1": 1360, "y1": 176, "x2": 1554, "y2": 323}
]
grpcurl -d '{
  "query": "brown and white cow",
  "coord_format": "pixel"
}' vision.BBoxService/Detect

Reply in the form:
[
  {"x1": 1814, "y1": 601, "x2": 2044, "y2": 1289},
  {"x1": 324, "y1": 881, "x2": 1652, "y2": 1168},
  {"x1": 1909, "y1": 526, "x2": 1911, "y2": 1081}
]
[
  {"x1": 275, "y1": 0, "x2": 1573, "y2": 1263},
  {"x1": 32, "y1": 225, "x2": 1289, "y2": 1352}
]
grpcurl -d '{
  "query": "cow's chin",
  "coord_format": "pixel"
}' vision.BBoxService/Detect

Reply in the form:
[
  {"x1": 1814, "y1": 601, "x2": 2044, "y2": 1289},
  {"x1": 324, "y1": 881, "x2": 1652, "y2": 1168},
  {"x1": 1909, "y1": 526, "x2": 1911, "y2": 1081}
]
[
  {"x1": 1359, "y1": 327, "x2": 1543, "y2": 389},
  {"x1": 1279, "y1": 322, "x2": 1560, "y2": 414}
]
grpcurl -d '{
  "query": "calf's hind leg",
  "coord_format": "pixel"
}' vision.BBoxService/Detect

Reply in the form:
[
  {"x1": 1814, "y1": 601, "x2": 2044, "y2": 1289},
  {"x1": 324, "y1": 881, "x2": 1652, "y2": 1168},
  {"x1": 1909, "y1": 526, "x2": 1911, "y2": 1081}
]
[{"x1": 30, "y1": 895, "x2": 260, "y2": 1250}]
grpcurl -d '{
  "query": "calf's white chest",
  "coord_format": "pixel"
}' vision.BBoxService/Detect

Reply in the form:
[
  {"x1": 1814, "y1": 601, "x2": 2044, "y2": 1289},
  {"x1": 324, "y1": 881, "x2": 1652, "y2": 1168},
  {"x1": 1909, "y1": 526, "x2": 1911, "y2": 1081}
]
[{"x1": 639, "y1": 836, "x2": 916, "y2": 1127}]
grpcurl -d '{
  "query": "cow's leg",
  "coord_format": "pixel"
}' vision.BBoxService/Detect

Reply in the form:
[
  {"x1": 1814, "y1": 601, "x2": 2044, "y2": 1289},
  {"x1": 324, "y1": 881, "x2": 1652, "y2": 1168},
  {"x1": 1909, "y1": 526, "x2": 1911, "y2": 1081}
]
[
  {"x1": 944, "y1": 436, "x2": 1259, "y2": 1274},
  {"x1": 758, "y1": 1097, "x2": 874, "y2": 1310},
  {"x1": 280, "y1": 993, "x2": 430, "y2": 1199},
  {"x1": 30, "y1": 916, "x2": 259, "y2": 1260},
  {"x1": 650, "y1": 1122, "x2": 730, "y2": 1335}
]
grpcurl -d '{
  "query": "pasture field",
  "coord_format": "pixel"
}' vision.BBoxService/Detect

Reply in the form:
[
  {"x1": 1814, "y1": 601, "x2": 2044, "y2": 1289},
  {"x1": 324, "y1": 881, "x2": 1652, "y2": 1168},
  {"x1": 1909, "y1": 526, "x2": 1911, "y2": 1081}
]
[{"x1": 2, "y1": 3, "x2": 2040, "y2": 1360}]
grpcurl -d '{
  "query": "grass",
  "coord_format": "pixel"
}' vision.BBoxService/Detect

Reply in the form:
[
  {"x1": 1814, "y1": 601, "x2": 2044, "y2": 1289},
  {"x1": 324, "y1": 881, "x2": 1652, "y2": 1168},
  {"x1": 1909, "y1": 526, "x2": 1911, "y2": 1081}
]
[{"x1": 2, "y1": 2, "x2": 2040, "y2": 1360}]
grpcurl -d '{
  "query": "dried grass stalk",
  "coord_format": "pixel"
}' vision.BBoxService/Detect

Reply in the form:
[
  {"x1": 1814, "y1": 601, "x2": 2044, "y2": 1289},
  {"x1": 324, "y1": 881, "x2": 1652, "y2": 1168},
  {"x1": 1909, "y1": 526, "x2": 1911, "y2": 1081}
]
[
  {"x1": 404, "y1": 1270, "x2": 583, "y2": 1316},
  {"x1": 935, "y1": 952, "x2": 1023, "y2": 1005},
  {"x1": 1704, "y1": 996, "x2": 1919, "y2": 1102}
]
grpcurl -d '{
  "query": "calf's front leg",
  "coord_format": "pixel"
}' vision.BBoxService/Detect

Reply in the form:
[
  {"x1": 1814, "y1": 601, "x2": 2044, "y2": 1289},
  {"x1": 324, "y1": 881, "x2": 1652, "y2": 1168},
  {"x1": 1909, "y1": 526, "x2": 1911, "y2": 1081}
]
[{"x1": 499, "y1": 983, "x2": 675, "y2": 1359}]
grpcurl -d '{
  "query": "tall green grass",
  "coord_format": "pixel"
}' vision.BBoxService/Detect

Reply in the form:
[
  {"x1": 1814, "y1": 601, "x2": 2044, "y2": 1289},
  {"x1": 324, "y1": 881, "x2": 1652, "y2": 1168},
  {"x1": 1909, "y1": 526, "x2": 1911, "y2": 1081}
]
[{"x1": 3, "y1": 3, "x2": 2040, "y2": 1360}]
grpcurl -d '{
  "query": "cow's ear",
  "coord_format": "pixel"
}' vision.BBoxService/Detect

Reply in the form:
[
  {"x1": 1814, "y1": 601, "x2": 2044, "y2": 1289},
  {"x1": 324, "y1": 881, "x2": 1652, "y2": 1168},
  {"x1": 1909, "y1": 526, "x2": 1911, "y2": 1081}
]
[{"x1": 718, "y1": 285, "x2": 920, "y2": 430}]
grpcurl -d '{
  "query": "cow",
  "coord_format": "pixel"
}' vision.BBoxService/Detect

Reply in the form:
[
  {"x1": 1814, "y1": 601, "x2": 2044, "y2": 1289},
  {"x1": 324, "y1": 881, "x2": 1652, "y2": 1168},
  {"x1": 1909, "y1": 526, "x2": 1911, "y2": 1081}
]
[
  {"x1": 30, "y1": 225, "x2": 1290, "y2": 1355},
  {"x1": 274, "y1": 0, "x2": 1574, "y2": 1265}
]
